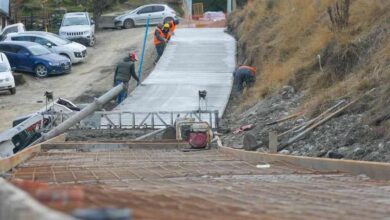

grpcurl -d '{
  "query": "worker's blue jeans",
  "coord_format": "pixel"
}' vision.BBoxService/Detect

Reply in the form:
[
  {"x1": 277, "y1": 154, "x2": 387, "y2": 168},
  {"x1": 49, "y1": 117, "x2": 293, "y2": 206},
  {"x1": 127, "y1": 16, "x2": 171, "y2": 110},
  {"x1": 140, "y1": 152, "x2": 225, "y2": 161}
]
[
  {"x1": 114, "y1": 80, "x2": 128, "y2": 104},
  {"x1": 234, "y1": 73, "x2": 255, "y2": 92},
  {"x1": 155, "y1": 43, "x2": 166, "y2": 63}
]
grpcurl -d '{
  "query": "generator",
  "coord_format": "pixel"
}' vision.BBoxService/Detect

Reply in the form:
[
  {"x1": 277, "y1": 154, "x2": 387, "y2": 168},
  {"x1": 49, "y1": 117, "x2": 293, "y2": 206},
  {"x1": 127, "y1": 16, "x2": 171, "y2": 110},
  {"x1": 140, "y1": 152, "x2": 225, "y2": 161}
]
[{"x1": 175, "y1": 119, "x2": 213, "y2": 149}]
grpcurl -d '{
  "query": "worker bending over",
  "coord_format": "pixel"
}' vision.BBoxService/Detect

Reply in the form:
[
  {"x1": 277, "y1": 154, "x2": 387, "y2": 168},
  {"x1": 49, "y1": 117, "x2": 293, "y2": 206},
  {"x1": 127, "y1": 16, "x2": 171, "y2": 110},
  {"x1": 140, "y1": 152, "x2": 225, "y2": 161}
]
[
  {"x1": 114, "y1": 52, "x2": 140, "y2": 104},
  {"x1": 233, "y1": 65, "x2": 256, "y2": 92},
  {"x1": 154, "y1": 23, "x2": 169, "y2": 64}
]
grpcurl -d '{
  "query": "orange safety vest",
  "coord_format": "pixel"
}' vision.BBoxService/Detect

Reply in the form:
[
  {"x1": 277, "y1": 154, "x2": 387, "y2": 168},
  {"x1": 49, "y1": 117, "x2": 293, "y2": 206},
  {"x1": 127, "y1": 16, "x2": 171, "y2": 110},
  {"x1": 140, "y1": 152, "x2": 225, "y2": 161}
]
[
  {"x1": 239, "y1": 66, "x2": 257, "y2": 75},
  {"x1": 154, "y1": 27, "x2": 165, "y2": 45}
]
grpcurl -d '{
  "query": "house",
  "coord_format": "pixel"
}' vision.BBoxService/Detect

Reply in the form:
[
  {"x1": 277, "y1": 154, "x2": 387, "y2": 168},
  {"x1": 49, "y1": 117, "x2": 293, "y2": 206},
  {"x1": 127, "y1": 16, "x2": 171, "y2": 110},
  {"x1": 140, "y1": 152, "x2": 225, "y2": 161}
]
[{"x1": 0, "y1": 0, "x2": 10, "y2": 29}]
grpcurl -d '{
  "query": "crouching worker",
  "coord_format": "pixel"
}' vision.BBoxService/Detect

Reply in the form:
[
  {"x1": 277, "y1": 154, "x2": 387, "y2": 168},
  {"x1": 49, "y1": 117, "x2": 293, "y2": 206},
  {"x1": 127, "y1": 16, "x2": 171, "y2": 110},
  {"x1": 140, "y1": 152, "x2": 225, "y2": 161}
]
[
  {"x1": 114, "y1": 52, "x2": 140, "y2": 104},
  {"x1": 233, "y1": 65, "x2": 256, "y2": 92}
]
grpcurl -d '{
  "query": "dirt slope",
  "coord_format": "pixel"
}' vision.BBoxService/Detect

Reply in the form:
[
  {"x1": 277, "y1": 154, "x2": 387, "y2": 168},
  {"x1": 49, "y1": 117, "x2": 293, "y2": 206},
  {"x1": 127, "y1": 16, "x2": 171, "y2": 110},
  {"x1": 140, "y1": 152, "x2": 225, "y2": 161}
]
[{"x1": 222, "y1": 0, "x2": 390, "y2": 162}]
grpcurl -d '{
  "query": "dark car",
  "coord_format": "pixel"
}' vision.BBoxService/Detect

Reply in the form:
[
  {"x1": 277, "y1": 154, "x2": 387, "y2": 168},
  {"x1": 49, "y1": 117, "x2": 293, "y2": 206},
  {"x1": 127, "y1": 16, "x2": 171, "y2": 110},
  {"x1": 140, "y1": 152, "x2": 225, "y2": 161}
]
[{"x1": 0, "y1": 41, "x2": 71, "y2": 77}]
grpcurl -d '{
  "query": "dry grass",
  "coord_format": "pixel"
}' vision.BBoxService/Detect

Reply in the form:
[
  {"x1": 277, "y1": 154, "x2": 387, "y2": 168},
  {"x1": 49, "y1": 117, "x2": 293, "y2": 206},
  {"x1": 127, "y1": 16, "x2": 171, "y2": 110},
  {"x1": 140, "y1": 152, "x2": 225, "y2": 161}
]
[{"x1": 229, "y1": 0, "x2": 390, "y2": 116}]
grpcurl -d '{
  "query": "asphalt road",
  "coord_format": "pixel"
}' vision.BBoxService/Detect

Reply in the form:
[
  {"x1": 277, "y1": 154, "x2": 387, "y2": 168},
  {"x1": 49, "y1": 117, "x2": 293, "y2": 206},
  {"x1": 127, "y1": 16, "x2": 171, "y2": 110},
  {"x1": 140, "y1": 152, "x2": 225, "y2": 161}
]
[{"x1": 0, "y1": 27, "x2": 154, "y2": 131}]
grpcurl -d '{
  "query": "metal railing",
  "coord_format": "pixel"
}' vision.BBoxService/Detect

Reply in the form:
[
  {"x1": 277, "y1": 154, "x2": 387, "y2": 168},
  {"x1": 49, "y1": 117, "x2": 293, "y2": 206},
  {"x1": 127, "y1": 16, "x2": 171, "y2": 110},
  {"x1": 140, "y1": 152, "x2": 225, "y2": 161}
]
[{"x1": 77, "y1": 110, "x2": 220, "y2": 130}]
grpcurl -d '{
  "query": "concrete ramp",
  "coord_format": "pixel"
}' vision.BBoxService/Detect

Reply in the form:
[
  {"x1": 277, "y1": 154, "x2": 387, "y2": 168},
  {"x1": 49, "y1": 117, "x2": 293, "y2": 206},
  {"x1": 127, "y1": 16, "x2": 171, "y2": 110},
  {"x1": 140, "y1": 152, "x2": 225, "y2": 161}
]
[{"x1": 105, "y1": 28, "x2": 236, "y2": 127}]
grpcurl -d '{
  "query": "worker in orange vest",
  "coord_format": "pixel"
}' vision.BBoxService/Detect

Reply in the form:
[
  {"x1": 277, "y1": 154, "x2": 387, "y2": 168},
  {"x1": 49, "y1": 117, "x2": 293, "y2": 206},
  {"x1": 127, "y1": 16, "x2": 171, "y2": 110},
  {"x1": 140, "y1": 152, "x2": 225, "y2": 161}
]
[
  {"x1": 165, "y1": 20, "x2": 176, "y2": 41},
  {"x1": 233, "y1": 65, "x2": 257, "y2": 92},
  {"x1": 154, "y1": 23, "x2": 169, "y2": 64}
]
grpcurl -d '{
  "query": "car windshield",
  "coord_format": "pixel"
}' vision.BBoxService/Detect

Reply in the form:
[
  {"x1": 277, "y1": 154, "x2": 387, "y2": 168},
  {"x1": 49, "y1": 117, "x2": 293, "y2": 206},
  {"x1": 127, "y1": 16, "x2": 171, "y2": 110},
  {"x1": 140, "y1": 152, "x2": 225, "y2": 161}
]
[
  {"x1": 45, "y1": 33, "x2": 71, "y2": 45},
  {"x1": 0, "y1": 63, "x2": 9, "y2": 72},
  {"x1": 62, "y1": 17, "x2": 89, "y2": 26},
  {"x1": 28, "y1": 45, "x2": 51, "y2": 56}
]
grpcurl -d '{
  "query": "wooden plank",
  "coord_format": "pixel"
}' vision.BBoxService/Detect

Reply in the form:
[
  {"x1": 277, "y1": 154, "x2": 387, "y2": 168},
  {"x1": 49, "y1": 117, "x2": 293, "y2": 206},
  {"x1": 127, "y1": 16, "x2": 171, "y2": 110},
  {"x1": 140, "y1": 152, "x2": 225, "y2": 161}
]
[
  {"x1": 219, "y1": 145, "x2": 390, "y2": 180},
  {"x1": 268, "y1": 132, "x2": 278, "y2": 153},
  {"x1": 0, "y1": 134, "x2": 66, "y2": 173}
]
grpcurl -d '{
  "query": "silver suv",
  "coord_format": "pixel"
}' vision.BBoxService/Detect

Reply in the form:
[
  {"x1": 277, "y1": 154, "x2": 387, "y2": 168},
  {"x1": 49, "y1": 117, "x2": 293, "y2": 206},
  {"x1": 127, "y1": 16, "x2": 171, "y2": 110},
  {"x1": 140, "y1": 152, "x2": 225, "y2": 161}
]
[
  {"x1": 114, "y1": 4, "x2": 179, "y2": 29},
  {"x1": 59, "y1": 12, "x2": 96, "y2": 47}
]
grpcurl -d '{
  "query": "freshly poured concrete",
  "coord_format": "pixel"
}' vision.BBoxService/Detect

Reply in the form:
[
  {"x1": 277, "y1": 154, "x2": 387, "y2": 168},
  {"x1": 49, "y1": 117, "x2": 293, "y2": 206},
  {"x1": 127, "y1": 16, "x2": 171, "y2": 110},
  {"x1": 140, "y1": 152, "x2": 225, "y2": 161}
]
[{"x1": 105, "y1": 28, "x2": 236, "y2": 127}]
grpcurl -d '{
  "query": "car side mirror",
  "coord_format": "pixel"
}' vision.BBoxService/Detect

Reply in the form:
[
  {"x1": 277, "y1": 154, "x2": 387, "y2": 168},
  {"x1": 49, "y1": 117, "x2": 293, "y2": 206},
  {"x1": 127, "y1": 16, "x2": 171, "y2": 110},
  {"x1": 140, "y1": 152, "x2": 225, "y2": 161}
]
[
  {"x1": 11, "y1": 67, "x2": 16, "y2": 71},
  {"x1": 46, "y1": 43, "x2": 52, "y2": 48},
  {"x1": 91, "y1": 20, "x2": 95, "y2": 25}
]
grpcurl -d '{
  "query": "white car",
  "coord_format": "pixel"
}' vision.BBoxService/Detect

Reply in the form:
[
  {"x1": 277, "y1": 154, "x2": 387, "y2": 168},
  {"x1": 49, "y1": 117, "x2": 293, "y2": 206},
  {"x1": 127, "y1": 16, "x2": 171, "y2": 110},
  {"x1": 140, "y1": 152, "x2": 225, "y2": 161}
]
[
  {"x1": 0, "y1": 52, "x2": 15, "y2": 95},
  {"x1": 114, "y1": 4, "x2": 179, "y2": 29},
  {"x1": 0, "y1": 23, "x2": 26, "y2": 41},
  {"x1": 5, "y1": 32, "x2": 87, "y2": 64},
  {"x1": 59, "y1": 12, "x2": 96, "y2": 47}
]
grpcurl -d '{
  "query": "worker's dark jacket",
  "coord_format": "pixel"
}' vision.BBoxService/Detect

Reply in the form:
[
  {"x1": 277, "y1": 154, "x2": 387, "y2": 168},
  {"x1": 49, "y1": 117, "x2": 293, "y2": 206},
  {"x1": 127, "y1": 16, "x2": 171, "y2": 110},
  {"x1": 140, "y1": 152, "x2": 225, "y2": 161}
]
[
  {"x1": 233, "y1": 66, "x2": 256, "y2": 91},
  {"x1": 114, "y1": 59, "x2": 139, "y2": 83}
]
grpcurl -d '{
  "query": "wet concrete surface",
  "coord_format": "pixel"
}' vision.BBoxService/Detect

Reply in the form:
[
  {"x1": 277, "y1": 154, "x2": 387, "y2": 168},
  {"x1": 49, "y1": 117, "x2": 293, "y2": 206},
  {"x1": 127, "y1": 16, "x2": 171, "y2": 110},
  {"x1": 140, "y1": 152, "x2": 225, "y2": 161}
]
[{"x1": 104, "y1": 28, "x2": 236, "y2": 127}]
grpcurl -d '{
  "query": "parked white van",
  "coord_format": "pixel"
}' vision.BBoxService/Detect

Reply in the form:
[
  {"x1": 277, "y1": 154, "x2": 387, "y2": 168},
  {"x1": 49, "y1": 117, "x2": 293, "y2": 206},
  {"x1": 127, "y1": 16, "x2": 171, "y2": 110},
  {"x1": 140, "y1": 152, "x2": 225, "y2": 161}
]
[
  {"x1": 5, "y1": 32, "x2": 87, "y2": 64},
  {"x1": 0, "y1": 52, "x2": 16, "y2": 95}
]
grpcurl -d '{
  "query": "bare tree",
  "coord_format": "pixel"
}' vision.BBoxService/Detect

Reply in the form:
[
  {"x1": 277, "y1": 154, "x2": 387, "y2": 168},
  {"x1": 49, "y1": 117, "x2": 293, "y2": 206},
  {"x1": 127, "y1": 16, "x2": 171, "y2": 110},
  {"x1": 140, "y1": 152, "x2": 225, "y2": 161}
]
[
  {"x1": 88, "y1": 0, "x2": 115, "y2": 29},
  {"x1": 328, "y1": 0, "x2": 350, "y2": 31}
]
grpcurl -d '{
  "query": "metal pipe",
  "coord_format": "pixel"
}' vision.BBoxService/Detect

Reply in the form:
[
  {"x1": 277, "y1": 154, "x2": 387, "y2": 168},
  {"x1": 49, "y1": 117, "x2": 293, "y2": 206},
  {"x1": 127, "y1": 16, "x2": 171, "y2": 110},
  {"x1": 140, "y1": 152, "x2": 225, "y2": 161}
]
[
  {"x1": 137, "y1": 16, "x2": 150, "y2": 83},
  {"x1": 40, "y1": 83, "x2": 124, "y2": 142}
]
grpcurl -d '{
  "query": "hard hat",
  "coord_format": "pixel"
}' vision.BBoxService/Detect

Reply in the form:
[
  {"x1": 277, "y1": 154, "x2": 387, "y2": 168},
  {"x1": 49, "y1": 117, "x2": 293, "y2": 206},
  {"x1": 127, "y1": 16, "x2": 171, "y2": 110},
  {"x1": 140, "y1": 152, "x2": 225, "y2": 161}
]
[
  {"x1": 163, "y1": 23, "x2": 170, "y2": 29},
  {"x1": 129, "y1": 51, "x2": 138, "y2": 61}
]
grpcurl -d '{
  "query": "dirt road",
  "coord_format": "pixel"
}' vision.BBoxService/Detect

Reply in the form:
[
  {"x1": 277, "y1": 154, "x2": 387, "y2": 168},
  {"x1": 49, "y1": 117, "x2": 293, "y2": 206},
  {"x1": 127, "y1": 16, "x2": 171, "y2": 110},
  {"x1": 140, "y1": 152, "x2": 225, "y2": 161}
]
[{"x1": 0, "y1": 27, "x2": 155, "y2": 131}]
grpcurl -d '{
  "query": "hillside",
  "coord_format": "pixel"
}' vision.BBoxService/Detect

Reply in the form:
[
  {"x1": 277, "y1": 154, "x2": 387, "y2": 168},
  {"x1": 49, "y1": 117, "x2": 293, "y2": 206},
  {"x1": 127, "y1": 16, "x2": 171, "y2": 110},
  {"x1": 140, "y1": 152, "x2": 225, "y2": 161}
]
[{"x1": 222, "y1": 0, "x2": 390, "y2": 161}]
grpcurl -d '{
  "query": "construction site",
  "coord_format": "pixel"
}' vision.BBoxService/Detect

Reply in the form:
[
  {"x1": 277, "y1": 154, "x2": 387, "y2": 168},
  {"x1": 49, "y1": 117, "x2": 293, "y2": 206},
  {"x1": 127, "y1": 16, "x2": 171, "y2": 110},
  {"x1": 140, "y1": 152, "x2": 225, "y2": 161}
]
[{"x1": 0, "y1": 0, "x2": 390, "y2": 220}]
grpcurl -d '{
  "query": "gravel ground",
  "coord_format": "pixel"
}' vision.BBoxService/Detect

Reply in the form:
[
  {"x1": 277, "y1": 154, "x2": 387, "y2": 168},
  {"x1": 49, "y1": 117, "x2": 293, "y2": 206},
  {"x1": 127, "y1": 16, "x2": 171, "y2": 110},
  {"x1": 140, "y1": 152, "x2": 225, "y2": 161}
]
[
  {"x1": 221, "y1": 86, "x2": 390, "y2": 162},
  {"x1": 0, "y1": 27, "x2": 156, "y2": 131}
]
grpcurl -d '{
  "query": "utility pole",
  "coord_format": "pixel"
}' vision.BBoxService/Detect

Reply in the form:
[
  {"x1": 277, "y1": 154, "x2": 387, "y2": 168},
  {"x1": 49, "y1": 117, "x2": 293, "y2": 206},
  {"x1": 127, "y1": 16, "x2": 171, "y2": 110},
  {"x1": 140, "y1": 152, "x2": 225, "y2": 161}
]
[{"x1": 227, "y1": 0, "x2": 232, "y2": 13}]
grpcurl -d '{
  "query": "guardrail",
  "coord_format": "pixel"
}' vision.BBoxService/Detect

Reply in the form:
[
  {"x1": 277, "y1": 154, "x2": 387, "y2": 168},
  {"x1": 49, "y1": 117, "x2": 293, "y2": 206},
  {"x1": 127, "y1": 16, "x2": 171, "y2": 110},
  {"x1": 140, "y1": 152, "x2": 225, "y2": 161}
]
[{"x1": 97, "y1": 110, "x2": 220, "y2": 129}]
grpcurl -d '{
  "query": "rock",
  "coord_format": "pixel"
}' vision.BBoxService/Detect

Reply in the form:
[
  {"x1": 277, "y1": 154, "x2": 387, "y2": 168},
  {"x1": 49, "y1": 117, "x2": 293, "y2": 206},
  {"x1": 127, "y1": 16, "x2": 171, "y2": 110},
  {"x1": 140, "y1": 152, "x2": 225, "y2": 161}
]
[
  {"x1": 292, "y1": 151, "x2": 300, "y2": 155},
  {"x1": 316, "y1": 151, "x2": 327, "y2": 157},
  {"x1": 328, "y1": 151, "x2": 344, "y2": 159},
  {"x1": 353, "y1": 147, "x2": 365, "y2": 156},
  {"x1": 279, "y1": 149, "x2": 290, "y2": 154},
  {"x1": 303, "y1": 144, "x2": 314, "y2": 151},
  {"x1": 378, "y1": 142, "x2": 384, "y2": 150},
  {"x1": 296, "y1": 118, "x2": 305, "y2": 124},
  {"x1": 337, "y1": 147, "x2": 349, "y2": 154},
  {"x1": 280, "y1": 85, "x2": 295, "y2": 99},
  {"x1": 243, "y1": 133, "x2": 259, "y2": 151}
]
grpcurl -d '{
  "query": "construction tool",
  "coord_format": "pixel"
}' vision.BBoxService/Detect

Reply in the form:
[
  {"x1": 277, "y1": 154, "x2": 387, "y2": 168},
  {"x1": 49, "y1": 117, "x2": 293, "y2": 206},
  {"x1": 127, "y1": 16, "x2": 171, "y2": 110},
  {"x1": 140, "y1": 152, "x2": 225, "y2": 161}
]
[{"x1": 176, "y1": 118, "x2": 213, "y2": 149}]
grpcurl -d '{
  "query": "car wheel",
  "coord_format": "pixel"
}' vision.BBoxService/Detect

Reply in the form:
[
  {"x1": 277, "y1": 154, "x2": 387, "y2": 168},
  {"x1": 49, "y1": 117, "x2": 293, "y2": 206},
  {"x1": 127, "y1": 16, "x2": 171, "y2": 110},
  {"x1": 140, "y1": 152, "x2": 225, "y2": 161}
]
[
  {"x1": 9, "y1": 88, "x2": 16, "y2": 95},
  {"x1": 123, "y1": 19, "x2": 134, "y2": 29},
  {"x1": 35, "y1": 64, "x2": 49, "y2": 77},
  {"x1": 88, "y1": 35, "x2": 96, "y2": 47}
]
